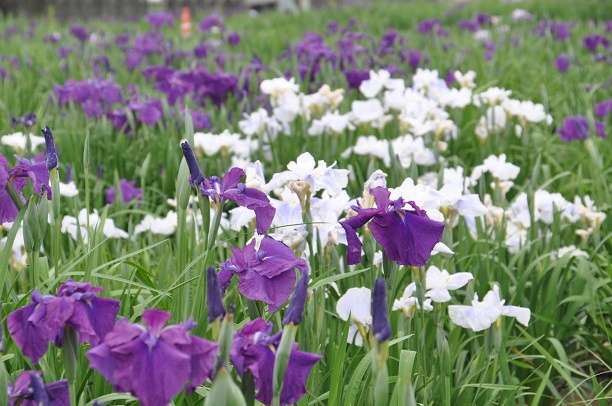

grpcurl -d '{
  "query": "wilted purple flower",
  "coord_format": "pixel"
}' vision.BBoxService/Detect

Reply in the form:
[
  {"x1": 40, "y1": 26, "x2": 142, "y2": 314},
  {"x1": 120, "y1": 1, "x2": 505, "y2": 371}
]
[
  {"x1": 87, "y1": 309, "x2": 218, "y2": 406},
  {"x1": 594, "y1": 99, "x2": 612, "y2": 118},
  {"x1": 146, "y1": 12, "x2": 175, "y2": 28},
  {"x1": 554, "y1": 54, "x2": 570, "y2": 73},
  {"x1": 340, "y1": 187, "x2": 445, "y2": 267},
  {"x1": 583, "y1": 34, "x2": 610, "y2": 52},
  {"x1": 42, "y1": 126, "x2": 58, "y2": 171},
  {"x1": 198, "y1": 13, "x2": 224, "y2": 33},
  {"x1": 8, "y1": 371, "x2": 69, "y2": 406},
  {"x1": 70, "y1": 25, "x2": 89, "y2": 42},
  {"x1": 207, "y1": 267, "x2": 226, "y2": 323},
  {"x1": 282, "y1": 269, "x2": 309, "y2": 326},
  {"x1": 372, "y1": 279, "x2": 391, "y2": 343},
  {"x1": 105, "y1": 179, "x2": 142, "y2": 204},
  {"x1": 227, "y1": 31, "x2": 241, "y2": 46},
  {"x1": 219, "y1": 236, "x2": 307, "y2": 312},
  {"x1": 200, "y1": 167, "x2": 275, "y2": 234},
  {"x1": 231, "y1": 319, "x2": 322, "y2": 406},
  {"x1": 557, "y1": 115, "x2": 590, "y2": 142},
  {"x1": 7, "y1": 281, "x2": 120, "y2": 364}
]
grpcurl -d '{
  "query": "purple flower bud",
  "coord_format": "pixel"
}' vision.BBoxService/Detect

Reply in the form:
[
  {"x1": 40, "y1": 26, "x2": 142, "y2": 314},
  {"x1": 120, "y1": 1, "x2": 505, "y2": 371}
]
[
  {"x1": 181, "y1": 141, "x2": 204, "y2": 186},
  {"x1": 42, "y1": 126, "x2": 58, "y2": 171},
  {"x1": 282, "y1": 269, "x2": 309, "y2": 326},
  {"x1": 372, "y1": 279, "x2": 391, "y2": 343},
  {"x1": 97, "y1": 165, "x2": 103, "y2": 179},
  {"x1": 65, "y1": 164, "x2": 72, "y2": 183},
  {"x1": 207, "y1": 267, "x2": 226, "y2": 323}
]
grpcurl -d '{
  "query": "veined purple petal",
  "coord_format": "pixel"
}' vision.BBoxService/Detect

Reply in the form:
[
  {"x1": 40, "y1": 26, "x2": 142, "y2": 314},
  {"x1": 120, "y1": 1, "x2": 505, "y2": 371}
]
[
  {"x1": 370, "y1": 208, "x2": 444, "y2": 267},
  {"x1": 280, "y1": 346, "x2": 322, "y2": 405},
  {"x1": 238, "y1": 267, "x2": 297, "y2": 313},
  {"x1": 68, "y1": 294, "x2": 120, "y2": 346},
  {"x1": 7, "y1": 294, "x2": 52, "y2": 364},
  {"x1": 222, "y1": 185, "x2": 275, "y2": 234}
]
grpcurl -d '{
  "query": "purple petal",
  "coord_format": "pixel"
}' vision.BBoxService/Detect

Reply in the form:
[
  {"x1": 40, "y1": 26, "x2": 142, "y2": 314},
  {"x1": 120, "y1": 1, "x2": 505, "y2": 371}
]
[
  {"x1": 251, "y1": 236, "x2": 305, "y2": 278},
  {"x1": 222, "y1": 186, "x2": 275, "y2": 234},
  {"x1": 280, "y1": 346, "x2": 322, "y2": 405},
  {"x1": 238, "y1": 268, "x2": 296, "y2": 313},
  {"x1": 142, "y1": 309, "x2": 171, "y2": 335},
  {"x1": 7, "y1": 302, "x2": 51, "y2": 364},
  {"x1": 221, "y1": 167, "x2": 245, "y2": 191},
  {"x1": 370, "y1": 209, "x2": 445, "y2": 267},
  {"x1": 68, "y1": 295, "x2": 120, "y2": 346}
]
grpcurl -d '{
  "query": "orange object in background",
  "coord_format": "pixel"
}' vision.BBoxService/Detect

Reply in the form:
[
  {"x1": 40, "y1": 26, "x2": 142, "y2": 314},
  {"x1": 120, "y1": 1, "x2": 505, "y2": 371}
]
[{"x1": 180, "y1": 8, "x2": 192, "y2": 38}]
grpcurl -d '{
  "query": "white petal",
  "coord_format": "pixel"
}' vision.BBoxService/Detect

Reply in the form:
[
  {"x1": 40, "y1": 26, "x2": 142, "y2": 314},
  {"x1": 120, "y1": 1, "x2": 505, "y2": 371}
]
[
  {"x1": 454, "y1": 194, "x2": 488, "y2": 217},
  {"x1": 445, "y1": 272, "x2": 474, "y2": 290},
  {"x1": 336, "y1": 287, "x2": 372, "y2": 326},
  {"x1": 425, "y1": 288, "x2": 452, "y2": 303},
  {"x1": 501, "y1": 305, "x2": 531, "y2": 326}
]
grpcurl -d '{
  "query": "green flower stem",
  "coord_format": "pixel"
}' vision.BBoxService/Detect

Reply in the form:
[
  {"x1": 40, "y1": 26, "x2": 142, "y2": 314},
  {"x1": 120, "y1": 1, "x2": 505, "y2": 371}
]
[
  {"x1": 272, "y1": 324, "x2": 297, "y2": 406},
  {"x1": 62, "y1": 326, "x2": 79, "y2": 406}
]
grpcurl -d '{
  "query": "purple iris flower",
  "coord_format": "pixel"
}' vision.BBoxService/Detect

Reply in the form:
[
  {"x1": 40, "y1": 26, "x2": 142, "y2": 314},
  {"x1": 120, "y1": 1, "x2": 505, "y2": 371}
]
[
  {"x1": 7, "y1": 281, "x2": 120, "y2": 364},
  {"x1": 227, "y1": 31, "x2": 241, "y2": 46},
  {"x1": 554, "y1": 54, "x2": 570, "y2": 73},
  {"x1": 11, "y1": 112, "x2": 37, "y2": 128},
  {"x1": 8, "y1": 371, "x2": 69, "y2": 406},
  {"x1": 595, "y1": 122, "x2": 608, "y2": 138},
  {"x1": 459, "y1": 20, "x2": 479, "y2": 32},
  {"x1": 595, "y1": 99, "x2": 612, "y2": 118},
  {"x1": 182, "y1": 108, "x2": 211, "y2": 130},
  {"x1": 219, "y1": 236, "x2": 308, "y2": 312},
  {"x1": 105, "y1": 179, "x2": 142, "y2": 204},
  {"x1": 0, "y1": 155, "x2": 23, "y2": 223},
  {"x1": 146, "y1": 12, "x2": 175, "y2": 28},
  {"x1": 199, "y1": 167, "x2": 275, "y2": 234},
  {"x1": 344, "y1": 69, "x2": 370, "y2": 91},
  {"x1": 557, "y1": 115, "x2": 592, "y2": 142},
  {"x1": 418, "y1": 18, "x2": 439, "y2": 34},
  {"x1": 231, "y1": 319, "x2": 322, "y2": 406},
  {"x1": 198, "y1": 13, "x2": 224, "y2": 33},
  {"x1": 70, "y1": 25, "x2": 89, "y2": 42},
  {"x1": 9, "y1": 155, "x2": 51, "y2": 198},
  {"x1": 340, "y1": 187, "x2": 445, "y2": 267},
  {"x1": 583, "y1": 34, "x2": 610, "y2": 52},
  {"x1": 193, "y1": 44, "x2": 209, "y2": 58},
  {"x1": 129, "y1": 98, "x2": 164, "y2": 126},
  {"x1": 87, "y1": 309, "x2": 218, "y2": 406}
]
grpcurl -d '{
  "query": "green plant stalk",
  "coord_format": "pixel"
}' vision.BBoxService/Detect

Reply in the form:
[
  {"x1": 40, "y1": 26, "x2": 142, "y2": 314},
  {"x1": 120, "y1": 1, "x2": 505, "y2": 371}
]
[
  {"x1": 218, "y1": 313, "x2": 234, "y2": 366},
  {"x1": 62, "y1": 326, "x2": 79, "y2": 406},
  {"x1": 50, "y1": 168, "x2": 61, "y2": 274},
  {"x1": 28, "y1": 250, "x2": 39, "y2": 289},
  {"x1": 272, "y1": 324, "x2": 297, "y2": 406},
  {"x1": 242, "y1": 371, "x2": 256, "y2": 406},
  {"x1": 5, "y1": 182, "x2": 25, "y2": 210}
]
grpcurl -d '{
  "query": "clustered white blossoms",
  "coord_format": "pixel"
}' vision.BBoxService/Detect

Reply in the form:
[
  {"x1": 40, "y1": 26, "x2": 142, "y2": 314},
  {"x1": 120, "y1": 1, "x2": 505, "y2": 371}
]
[{"x1": 337, "y1": 264, "x2": 529, "y2": 344}]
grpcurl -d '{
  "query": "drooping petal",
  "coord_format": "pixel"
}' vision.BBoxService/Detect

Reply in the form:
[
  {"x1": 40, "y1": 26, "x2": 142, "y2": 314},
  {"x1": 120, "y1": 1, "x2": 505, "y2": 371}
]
[
  {"x1": 221, "y1": 167, "x2": 245, "y2": 191},
  {"x1": 448, "y1": 304, "x2": 501, "y2": 332},
  {"x1": 175, "y1": 334, "x2": 219, "y2": 394},
  {"x1": 339, "y1": 208, "x2": 379, "y2": 265},
  {"x1": 238, "y1": 267, "x2": 296, "y2": 313},
  {"x1": 370, "y1": 209, "x2": 444, "y2": 267},
  {"x1": 251, "y1": 236, "x2": 305, "y2": 278},
  {"x1": 224, "y1": 186, "x2": 276, "y2": 234},
  {"x1": 501, "y1": 305, "x2": 531, "y2": 326},
  {"x1": 425, "y1": 288, "x2": 452, "y2": 303},
  {"x1": 445, "y1": 273, "x2": 474, "y2": 290},
  {"x1": 110, "y1": 338, "x2": 191, "y2": 406},
  {"x1": 7, "y1": 302, "x2": 50, "y2": 364},
  {"x1": 68, "y1": 295, "x2": 120, "y2": 346},
  {"x1": 280, "y1": 346, "x2": 322, "y2": 405}
]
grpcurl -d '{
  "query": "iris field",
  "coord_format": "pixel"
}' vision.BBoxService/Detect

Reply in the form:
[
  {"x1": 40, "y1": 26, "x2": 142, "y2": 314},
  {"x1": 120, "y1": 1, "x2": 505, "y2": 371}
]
[{"x1": 0, "y1": 0, "x2": 611, "y2": 404}]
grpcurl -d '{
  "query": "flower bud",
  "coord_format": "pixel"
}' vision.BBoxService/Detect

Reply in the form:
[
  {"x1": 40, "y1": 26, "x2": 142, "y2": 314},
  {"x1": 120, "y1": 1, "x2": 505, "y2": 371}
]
[
  {"x1": 207, "y1": 267, "x2": 226, "y2": 323},
  {"x1": 372, "y1": 279, "x2": 391, "y2": 343},
  {"x1": 42, "y1": 126, "x2": 58, "y2": 171},
  {"x1": 282, "y1": 270, "x2": 309, "y2": 326}
]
